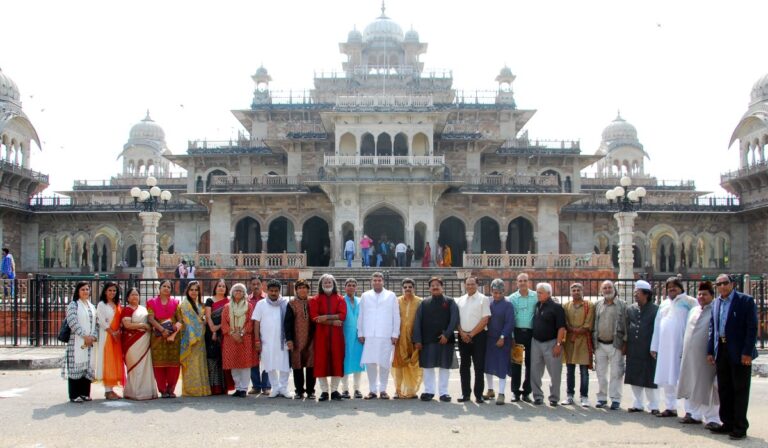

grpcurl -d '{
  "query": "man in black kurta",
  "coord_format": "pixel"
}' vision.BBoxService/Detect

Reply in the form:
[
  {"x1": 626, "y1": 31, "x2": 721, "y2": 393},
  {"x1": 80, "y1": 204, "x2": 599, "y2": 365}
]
[
  {"x1": 625, "y1": 280, "x2": 660, "y2": 414},
  {"x1": 413, "y1": 277, "x2": 458, "y2": 402}
]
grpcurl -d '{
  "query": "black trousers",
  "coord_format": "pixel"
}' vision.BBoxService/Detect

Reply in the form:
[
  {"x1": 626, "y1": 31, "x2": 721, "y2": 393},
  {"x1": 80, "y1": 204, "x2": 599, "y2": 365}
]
[
  {"x1": 293, "y1": 367, "x2": 316, "y2": 395},
  {"x1": 716, "y1": 342, "x2": 751, "y2": 435},
  {"x1": 510, "y1": 328, "x2": 532, "y2": 396},
  {"x1": 458, "y1": 330, "x2": 487, "y2": 399},
  {"x1": 68, "y1": 377, "x2": 91, "y2": 400}
]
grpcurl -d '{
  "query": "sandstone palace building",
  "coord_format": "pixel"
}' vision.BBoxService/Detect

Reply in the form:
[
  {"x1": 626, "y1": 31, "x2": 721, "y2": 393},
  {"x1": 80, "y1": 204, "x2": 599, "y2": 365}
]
[{"x1": 1, "y1": 7, "x2": 767, "y2": 278}]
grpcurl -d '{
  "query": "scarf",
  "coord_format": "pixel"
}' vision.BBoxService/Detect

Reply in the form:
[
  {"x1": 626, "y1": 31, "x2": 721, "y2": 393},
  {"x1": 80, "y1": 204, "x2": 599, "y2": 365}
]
[
  {"x1": 267, "y1": 296, "x2": 288, "y2": 350},
  {"x1": 74, "y1": 299, "x2": 96, "y2": 372},
  {"x1": 229, "y1": 297, "x2": 249, "y2": 332}
]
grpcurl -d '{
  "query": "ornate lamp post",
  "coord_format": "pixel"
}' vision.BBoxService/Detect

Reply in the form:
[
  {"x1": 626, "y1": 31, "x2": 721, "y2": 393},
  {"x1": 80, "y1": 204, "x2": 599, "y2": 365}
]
[
  {"x1": 605, "y1": 175, "x2": 647, "y2": 281},
  {"x1": 129, "y1": 176, "x2": 172, "y2": 284}
]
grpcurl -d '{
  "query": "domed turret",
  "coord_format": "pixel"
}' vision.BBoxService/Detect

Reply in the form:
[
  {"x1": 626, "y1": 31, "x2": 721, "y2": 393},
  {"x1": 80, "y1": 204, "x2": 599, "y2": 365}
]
[
  {"x1": 404, "y1": 27, "x2": 419, "y2": 43},
  {"x1": 750, "y1": 72, "x2": 768, "y2": 104},
  {"x1": 129, "y1": 111, "x2": 166, "y2": 142},
  {"x1": 0, "y1": 67, "x2": 22, "y2": 108},
  {"x1": 601, "y1": 112, "x2": 638, "y2": 143},
  {"x1": 347, "y1": 26, "x2": 363, "y2": 43}
]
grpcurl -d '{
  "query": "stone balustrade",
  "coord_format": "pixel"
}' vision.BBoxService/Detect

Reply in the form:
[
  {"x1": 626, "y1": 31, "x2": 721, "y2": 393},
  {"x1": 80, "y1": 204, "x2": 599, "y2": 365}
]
[
  {"x1": 335, "y1": 95, "x2": 434, "y2": 109},
  {"x1": 160, "y1": 253, "x2": 306, "y2": 269},
  {"x1": 463, "y1": 252, "x2": 613, "y2": 269},
  {"x1": 324, "y1": 155, "x2": 444, "y2": 167}
]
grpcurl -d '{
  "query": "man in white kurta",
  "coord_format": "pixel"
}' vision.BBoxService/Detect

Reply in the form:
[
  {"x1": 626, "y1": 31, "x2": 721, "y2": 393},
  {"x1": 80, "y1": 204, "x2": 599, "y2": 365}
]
[
  {"x1": 358, "y1": 272, "x2": 400, "y2": 399},
  {"x1": 252, "y1": 281, "x2": 291, "y2": 398},
  {"x1": 650, "y1": 277, "x2": 697, "y2": 416},
  {"x1": 677, "y1": 282, "x2": 721, "y2": 428}
]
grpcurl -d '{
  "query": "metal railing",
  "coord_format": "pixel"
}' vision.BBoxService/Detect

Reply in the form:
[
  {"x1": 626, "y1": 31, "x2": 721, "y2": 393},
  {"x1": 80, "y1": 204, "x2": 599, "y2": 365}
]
[
  {"x1": 207, "y1": 175, "x2": 310, "y2": 192},
  {"x1": 335, "y1": 95, "x2": 434, "y2": 110},
  {"x1": 0, "y1": 159, "x2": 49, "y2": 183},
  {"x1": 580, "y1": 175, "x2": 696, "y2": 190},
  {"x1": 28, "y1": 197, "x2": 206, "y2": 212},
  {"x1": 159, "y1": 253, "x2": 307, "y2": 269},
  {"x1": 324, "y1": 155, "x2": 444, "y2": 167},
  {"x1": 463, "y1": 253, "x2": 613, "y2": 269},
  {"x1": 565, "y1": 197, "x2": 742, "y2": 213},
  {"x1": 4, "y1": 275, "x2": 765, "y2": 348},
  {"x1": 456, "y1": 174, "x2": 560, "y2": 193},
  {"x1": 498, "y1": 138, "x2": 582, "y2": 153},
  {"x1": 721, "y1": 161, "x2": 768, "y2": 182},
  {"x1": 73, "y1": 175, "x2": 187, "y2": 190}
]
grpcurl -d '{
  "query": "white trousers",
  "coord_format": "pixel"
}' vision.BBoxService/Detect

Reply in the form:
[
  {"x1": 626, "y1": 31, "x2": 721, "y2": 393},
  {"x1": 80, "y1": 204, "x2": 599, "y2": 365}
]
[
  {"x1": 267, "y1": 370, "x2": 290, "y2": 394},
  {"x1": 485, "y1": 373, "x2": 507, "y2": 394},
  {"x1": 231, "y1": 368, "x2": 251, "y2": 392},
  {"x1": 690, "y1": 400, "x2": 722, "y2": 424},
  {"x1": 341, "y1": 372, "x2": 362, "y2": 392},
  {"x1": 318, "y1": 377, "x2": 341, "y2": 393},
  {"x1": 423, "y1": 368, "x2": 450, "y2": 396},
  {"x1": 595, "y1": 343, "x2": 624, "y2": 402},
  {"x1": 631, "y1": 385, "x2": 659, "y2": 411},
  {"x1": 365, "y1": 364, "x2": 391, "y2": 394}
]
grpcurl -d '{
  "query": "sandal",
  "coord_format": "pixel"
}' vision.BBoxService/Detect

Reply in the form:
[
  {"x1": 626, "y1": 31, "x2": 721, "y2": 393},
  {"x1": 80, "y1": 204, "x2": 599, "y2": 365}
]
[
  {"x1": 70, "y1": 397, "x2": 84, "y2": 403},
  {"x1": 379, "y1": 392, "x2": 390, "y2": 400},
  {"x1": 657, "y1": 409, "x2": 677, "y2": 418},
  {"x1": 105, "y1": 391, "x2": 121, "y2": 400},
  {"x1": 80, "y1": 396, "x2": 92, "y2": 402},
  {"x1": 364, "y1": 392, "x2": 378, "y2": 400}
]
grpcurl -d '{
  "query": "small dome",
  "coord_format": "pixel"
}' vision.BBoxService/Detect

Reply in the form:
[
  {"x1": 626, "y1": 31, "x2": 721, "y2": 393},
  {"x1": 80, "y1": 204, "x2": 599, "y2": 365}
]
[
  {"x1": 404, "y1": 28, "x2": 419, "y2": 42},
  {"x1": 602, "y1": 112, "x2": 638, "y2": 142},
  {"x1": 255, "y1": 66, "x2": 269, "y2": 78},
  {"x1": 129, "y1": 111, "x2": 165, "y2": 142},
  {"x1": 0, "y1": 68, "x2": 21, "y2": 106},
  {"x1": 498, "y1": 66, "x2": 514, "y2": 78},
  {"x1": 363, "y1": 13, "x2": 404, "y2": 44},
  {"x1": 347, "y1": 27, "x2": 363, "y2": 43},
  {"x1": 750, "y1": 72, "x2": 768, "y2": 104}
]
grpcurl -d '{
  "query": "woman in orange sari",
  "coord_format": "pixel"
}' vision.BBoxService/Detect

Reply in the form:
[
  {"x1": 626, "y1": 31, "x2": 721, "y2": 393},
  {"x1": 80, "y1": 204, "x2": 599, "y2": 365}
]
[
  {"x1": 121, "y1": 287, "x2": 157, "y2": 400},
  {"x1": 443, "y1": 244, "x2": 453, "y2": 268},
  {"x1": 95, "y1": 281, "x2": 124, "y2": 400}
]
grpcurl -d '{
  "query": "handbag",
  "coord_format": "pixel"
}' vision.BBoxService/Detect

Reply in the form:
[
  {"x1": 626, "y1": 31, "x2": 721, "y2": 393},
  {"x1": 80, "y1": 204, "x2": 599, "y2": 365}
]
[
  {"x1": 57, "y1": 301, "x2": 76, "y2": 343},
  {"x1": 511, "y1": 343, "x2": 525, "y2": 365}
]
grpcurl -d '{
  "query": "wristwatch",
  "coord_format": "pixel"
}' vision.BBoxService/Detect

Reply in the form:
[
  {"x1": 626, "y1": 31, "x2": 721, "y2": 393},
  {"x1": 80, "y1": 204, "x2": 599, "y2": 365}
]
[
  {"x1": 500, "y1": 335, "x2": 505, "y2": 339},
  {"x1": 556, "y1": 341, "x2": 562, "y2": 346}
]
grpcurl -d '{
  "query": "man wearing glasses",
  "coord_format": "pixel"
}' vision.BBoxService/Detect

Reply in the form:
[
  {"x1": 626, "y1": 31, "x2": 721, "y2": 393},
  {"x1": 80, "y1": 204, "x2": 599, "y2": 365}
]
[
  {"x1": 508, "y1": 273, "x2": 537, "y2": 402},
  {"x1": 707, "y1": 274, "x2": 758, "y2": 440}
]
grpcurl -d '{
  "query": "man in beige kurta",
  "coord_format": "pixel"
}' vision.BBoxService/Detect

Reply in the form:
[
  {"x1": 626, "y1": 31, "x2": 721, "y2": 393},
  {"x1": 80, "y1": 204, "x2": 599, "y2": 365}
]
[
  {"x1": 392, "y1": 278, "x2": 423, "y2": 399},
  {"x1": 562, "y1": 283, "x2": 595, "y2": 407},
  {"x1": 677, "y1": 281, "x2": 721, "y2": 428}
]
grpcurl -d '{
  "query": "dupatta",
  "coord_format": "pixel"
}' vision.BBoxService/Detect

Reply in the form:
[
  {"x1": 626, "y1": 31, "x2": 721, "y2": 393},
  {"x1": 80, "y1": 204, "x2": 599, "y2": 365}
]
[
  {"x1": 102, "y1": 303, "x2": 124, "y2": 387},
  {"x1": 179, "y1": 299, "x2": 204, "y2": 364}
]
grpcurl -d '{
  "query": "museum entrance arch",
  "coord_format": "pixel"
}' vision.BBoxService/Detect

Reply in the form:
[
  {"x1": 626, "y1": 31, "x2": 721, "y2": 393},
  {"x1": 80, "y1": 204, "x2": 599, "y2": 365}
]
[
  {"x1": 302, "y1": 217, "x2": 331, "y2": 266},
  {"x1": 267, "y1": 217, "x2": 291, "y2": 253},
  {"x1": 363, "y1": 206, "x2": 405, "y2": 249},
  {"x1": 234, "y1": 217, "x2": 262, "y2": 253},
  {"x1": 438, "y1": 217, "x2": 467, "y2": 267},
  {"x1": 507, "y1": 217, "x2": 535, "y2": 253},
  {"x1": 474, "y1": 217, "x2": 501, "y2": 254}
]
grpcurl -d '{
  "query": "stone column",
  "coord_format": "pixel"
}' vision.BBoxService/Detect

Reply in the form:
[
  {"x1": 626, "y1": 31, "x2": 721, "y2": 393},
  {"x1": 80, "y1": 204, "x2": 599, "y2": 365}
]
[
  {"x1": 536, "y1": 197, "x2": 560, "y2": 255},
  {"x1": 499, "y1": 232, "x2": 508, "y2": 253},
  {"x1": 294, "y1": 232, "x2": 303, "y2": 253},
  {"x1": 260, "y1": 232, "x2": 269, "y2": 252},
  {"x1": 465, "y1": 231, "x2": 474, "y2": 255},
  {"x1": 139, "y1": 211, "x2": 162, "y2": 299},
  {"x1": 614, "y1": 211, "x2": 637, "y2": 280},
  {"x1": 209, "y1": 199, "x2": 232, "y2": 254}
]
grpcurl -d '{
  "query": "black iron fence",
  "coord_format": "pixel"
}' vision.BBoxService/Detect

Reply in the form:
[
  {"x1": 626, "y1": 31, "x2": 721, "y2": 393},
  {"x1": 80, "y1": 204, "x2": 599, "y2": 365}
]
[{"x1": 2, "y1": 274, "x2": 766, "y2": 348}]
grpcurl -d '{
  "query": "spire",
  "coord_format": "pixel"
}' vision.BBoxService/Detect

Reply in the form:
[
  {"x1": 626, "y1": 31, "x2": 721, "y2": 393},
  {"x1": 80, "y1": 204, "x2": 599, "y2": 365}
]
[
  {"x1": 616, "y1": 109, "x2": 623, "y2": 121},
  {"x1": 380, "y1": 0, "x2": 387, "y2": 18},
  {"x1": 144, "y1": 109, "x2": 153, "y2": 122}
]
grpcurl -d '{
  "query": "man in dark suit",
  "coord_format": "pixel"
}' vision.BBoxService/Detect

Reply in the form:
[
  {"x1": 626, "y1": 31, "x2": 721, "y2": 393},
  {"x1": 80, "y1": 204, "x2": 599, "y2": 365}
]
[{"x1": 707, "y1": 273, "x2": 758, "y2": 440}]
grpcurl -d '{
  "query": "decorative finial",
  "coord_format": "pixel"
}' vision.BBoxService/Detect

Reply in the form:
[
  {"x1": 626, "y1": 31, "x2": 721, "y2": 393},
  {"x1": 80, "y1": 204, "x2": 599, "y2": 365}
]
[
  {"x1": 616, "y1": 109, "x2": 623, "y2": 120},
  {"x1": 144, "y1": 109, "x2": 152, "y2": 121},
  {"x1": 381, "y1": 0, "x2": 386, "y2": 17}
]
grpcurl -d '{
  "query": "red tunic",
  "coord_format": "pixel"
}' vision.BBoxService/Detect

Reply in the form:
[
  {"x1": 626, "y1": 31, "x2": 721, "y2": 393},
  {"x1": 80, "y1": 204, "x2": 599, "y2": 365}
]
[
  {"x1": 220, "y1": 302, "x2": 258, "y2": 370},
  {"x1": 309, "y1": 292, "x2": 347, "y2": 377}
]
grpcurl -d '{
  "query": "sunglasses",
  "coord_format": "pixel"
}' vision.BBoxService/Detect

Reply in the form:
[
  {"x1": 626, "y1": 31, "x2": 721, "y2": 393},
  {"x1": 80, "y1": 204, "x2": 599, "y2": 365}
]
[{"x1": 715, "y1": 281, "x2": 730, "y2": 287}]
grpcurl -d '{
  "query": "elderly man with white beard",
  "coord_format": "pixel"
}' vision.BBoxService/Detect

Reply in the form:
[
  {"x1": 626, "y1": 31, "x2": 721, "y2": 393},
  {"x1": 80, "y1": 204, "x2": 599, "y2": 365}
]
[{"x1": 592, "y1": 280, "x2": 626, "y2": 410}]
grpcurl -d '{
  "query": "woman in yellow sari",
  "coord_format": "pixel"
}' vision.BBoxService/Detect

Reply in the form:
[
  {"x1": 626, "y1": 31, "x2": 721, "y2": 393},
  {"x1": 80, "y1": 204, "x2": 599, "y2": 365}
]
[
  {"x1": 443, "y1": 245, "x2": 453, "y2": 268},
  {"x1": 177, "y1": 281, "x2": 211, "y2": 396}
]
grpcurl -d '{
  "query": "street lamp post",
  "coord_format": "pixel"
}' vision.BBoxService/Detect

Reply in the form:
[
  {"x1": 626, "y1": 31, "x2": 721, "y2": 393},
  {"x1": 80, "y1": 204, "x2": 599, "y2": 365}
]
[
  {"x1": 605, "y1": 175, "x2": 647, "y2": 282},
  {"x1": 129, "y1": 176, "x2": 172, "y2": 294}
]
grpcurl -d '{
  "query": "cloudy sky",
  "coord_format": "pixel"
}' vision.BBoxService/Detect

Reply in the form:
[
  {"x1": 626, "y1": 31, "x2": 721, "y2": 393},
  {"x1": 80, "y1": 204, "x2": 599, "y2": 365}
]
[{"x1": 3, "y1": 0, "x2": 765, "y2": 195}]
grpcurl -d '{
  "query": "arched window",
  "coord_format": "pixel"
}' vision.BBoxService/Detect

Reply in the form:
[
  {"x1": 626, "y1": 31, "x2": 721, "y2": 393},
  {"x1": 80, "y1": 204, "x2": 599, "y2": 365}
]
[
  {"x1": 361, "y1": 133, "x2": 375, "y2": 157},
  {"x1": 377, "y1": 133, "x2": 392, "y2": 156},
  {"x1": 394, "y1": 133, "x2": 408, "y2": 156}
]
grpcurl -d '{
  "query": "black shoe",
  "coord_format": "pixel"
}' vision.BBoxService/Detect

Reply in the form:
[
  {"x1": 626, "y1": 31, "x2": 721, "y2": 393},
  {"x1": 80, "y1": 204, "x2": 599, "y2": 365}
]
[
  {"x1": 318, "y1": 392, "x2": 329, "y2": 402},
  {"x1": 293, "y1": 393, "x2": 305, "y2": 400},
  {"x1": 340, "y1": 391, "x2": 351, "y2": 399},
  {"x1": 533, "y1": 398, "x2": 543, "y2": 405},
  {"x1": 510, "y1": 394, "x2": 520, "y2": 402},
  {"x1": 420, "y1": 393, "x2": 434, "y2": 401},
  {"x1": 457, "y1": 396, "x2": 471, "y2": 403},
  {"x1": 307, "y1": 393, "x2": 316, "y2": 400},
  {"x1": 610, "y1": 401, "x2": 621, "y2": 411},
  {"x1": 704, "y1": 422, "x2": 721, "y2": 431},
  {"x1": 475, "y1": 397, "x2": 485, "y2": 404},
  {"x1": 549, "y1": 400, "x2": 558, "y2": 407},
  {"x1": 439, "y1": 394, "x2": 452, "y2": 402},
  {"x1": 522, "y1": 395, "x2": 532, "y2": 403},
  {"x1": 709, "y1": 425, "x2": 732, "y2": 434},
  {"x1": 729, "y1": 433, "x2": 747, "y2": 440},
  {"x1": 353, "y1": 390, "x2": 363, "y2": 399},
  {"x1": 595, "y1": 400, "x2": 608, "y2": 409},
  {"x1": 330, "y1": 391, "x2": 343, "y2": 401}
]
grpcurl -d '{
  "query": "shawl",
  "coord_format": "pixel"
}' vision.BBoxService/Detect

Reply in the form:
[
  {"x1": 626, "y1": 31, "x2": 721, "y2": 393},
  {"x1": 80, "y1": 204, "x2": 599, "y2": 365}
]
[{"x1": 179, "y1": 298, "x2": 204, "y2": 363}]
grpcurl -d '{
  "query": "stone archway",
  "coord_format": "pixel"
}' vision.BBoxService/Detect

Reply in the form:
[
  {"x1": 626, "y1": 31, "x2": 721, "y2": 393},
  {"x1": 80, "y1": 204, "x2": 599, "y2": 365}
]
[
  {"x1": 507, "y1": 217, "x2": 535, "y2": 253},
  {"x1": 364, "y1": 206, "x2": 405, "y2": 248},
  {"x1": 439, "y1": 217, "x2": 467, "y2": 267},
  {"x1": 234, "y1": 217, "x2": 262, "y2": 253},
  {"x1": 302, "y1": 216, "x2": 331, "y2": 266}
]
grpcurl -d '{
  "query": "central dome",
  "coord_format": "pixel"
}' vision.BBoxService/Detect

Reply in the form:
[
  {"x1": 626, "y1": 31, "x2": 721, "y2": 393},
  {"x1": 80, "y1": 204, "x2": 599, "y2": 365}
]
[
  {"x1": 602, "y1": 113, "x2": 638, "y2": 142},
  {"x1": 363, "y1": 12, "x2": 404, "y2": 44},
  {"x1": 129, "y1": 111, "x2": 165, "y2": 142}
]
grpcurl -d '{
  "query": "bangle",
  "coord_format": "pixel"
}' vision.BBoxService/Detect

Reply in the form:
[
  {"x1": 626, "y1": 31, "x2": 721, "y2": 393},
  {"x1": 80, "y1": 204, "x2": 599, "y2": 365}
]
[{"x1": 254, "y1": 339, "x2": 261, "y2": 343}]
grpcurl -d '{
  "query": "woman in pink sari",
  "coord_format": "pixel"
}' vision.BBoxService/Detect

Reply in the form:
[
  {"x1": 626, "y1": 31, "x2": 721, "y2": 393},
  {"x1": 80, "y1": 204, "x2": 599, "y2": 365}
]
[
  {"x1": 147, "y1": 280, "x2": 182, "y2": 398},
  {"x1": 421, "y1": 242, "x2": 432, "y2": 268},
  {"x1": 121, "y1": 287, "x2": 157, "y2": 400}
]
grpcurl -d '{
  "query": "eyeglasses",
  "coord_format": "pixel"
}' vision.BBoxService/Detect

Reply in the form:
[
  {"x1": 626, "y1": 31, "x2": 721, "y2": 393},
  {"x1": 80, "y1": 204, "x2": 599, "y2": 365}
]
[
  {"x1": 402, "y1": 286, "x2": 414, "y2": 289},
  {"x1": 715, "y1": 281, "x2": 730, "y2": 287}
]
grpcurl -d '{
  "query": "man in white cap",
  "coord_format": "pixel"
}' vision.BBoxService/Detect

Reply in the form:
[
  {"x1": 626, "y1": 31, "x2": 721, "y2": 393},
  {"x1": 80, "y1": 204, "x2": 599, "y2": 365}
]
[{"x1": 625, "y1": 280, "x2": 660, "y2": 414}]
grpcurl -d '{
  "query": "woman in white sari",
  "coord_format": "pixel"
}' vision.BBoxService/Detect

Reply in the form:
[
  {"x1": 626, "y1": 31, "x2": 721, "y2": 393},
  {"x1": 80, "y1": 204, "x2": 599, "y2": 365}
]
[
  {"x1": 120, "y1": 287, "x2": 158, "y2": 400},
  {"x1": 63, "y1": 281, "x2": 98, "y2": 403}
]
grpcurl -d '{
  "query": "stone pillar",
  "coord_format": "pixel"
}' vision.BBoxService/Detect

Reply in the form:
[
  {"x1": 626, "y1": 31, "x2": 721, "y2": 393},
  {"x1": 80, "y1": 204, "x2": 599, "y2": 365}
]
[
  {"x1": 614, "y1": 211, "x2": 637, "y2": 280},
  {"x1": 139, "y1": 211, "x2": 162, "y2": 280},
  {"x1": 499, "y1": 232, "x2": 508, "y2": 253},
  {"x1": 209, "y1": 199, "x2": 232, "y2": 254},
  {"x1": 536, "y1": 197, "x2": 560, "y2": 255},
  {"x1": 260, "y1": 232, "x2": 269, "y2": 252},
  {"x1": 294, "y1": 232, "x2": 303, "y2": 253},
  {"x1": 465, "y1": 231, "x2": 474, "y2": 255}
]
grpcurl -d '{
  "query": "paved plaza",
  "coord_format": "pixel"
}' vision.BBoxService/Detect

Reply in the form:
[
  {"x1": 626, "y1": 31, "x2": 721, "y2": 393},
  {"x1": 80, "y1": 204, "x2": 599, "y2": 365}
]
[{"x1": 1, "y1": 366, "x2": 767, "y2": 447}]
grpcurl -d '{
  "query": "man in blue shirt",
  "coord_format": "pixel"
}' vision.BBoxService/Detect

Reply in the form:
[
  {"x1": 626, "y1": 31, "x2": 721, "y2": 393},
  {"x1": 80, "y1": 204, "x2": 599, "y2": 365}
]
[
  {"x1": 507, "y1": 273, "x2": 538, "y2": 402},
  {"x1": 1, "y1": 248, "x2": 15, "y2": 298},
  {"x1": 707, "y1": 274, "x2": 758, "y2": 440}
]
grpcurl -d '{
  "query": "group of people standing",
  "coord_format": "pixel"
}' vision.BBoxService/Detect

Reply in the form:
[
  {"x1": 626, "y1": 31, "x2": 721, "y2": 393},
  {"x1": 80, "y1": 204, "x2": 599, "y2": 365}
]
[
  {"x1": 61, "y1": 272, "x2": 757, "y2": 440},
  {"x1": 350, "y1": 235, "x2": 451, "y2": 268}
]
